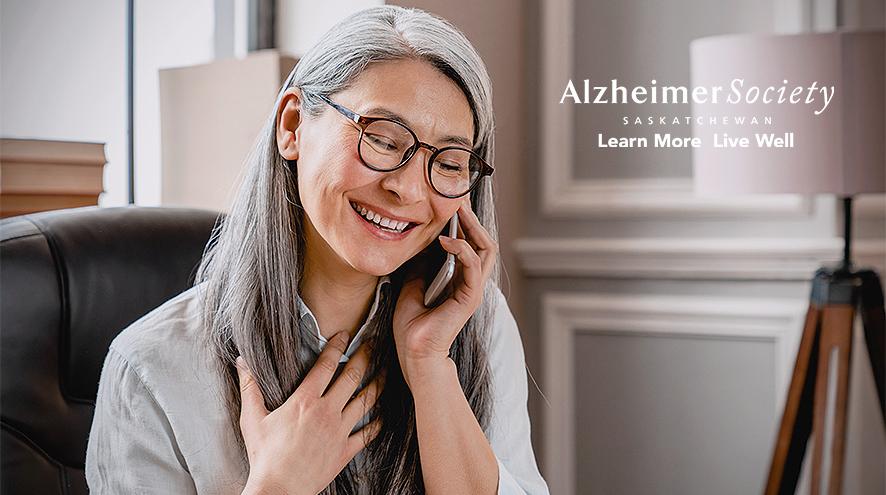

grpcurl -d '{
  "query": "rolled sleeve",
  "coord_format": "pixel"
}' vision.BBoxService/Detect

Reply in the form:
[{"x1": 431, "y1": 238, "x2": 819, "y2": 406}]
[
  {"x1": 85, "y1": 347, "x2": 196, "y2": 494},
  {"x1": 489, "y1": 287, "x2": 550, "y2": 495}
]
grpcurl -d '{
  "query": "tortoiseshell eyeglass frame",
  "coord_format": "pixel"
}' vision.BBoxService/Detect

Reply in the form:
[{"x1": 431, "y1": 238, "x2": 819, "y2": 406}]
[{"x1": 315, "y1": 93, "x2": 494, "y2": 199}]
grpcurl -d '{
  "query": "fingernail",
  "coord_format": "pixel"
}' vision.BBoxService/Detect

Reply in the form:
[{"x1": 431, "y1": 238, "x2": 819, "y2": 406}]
[
  {"x1": 438, "y1": 235, "x2": 450, "y2": 243},
  {"x1": 235, "y1": 356, "x2": 245, "y2": 370}
]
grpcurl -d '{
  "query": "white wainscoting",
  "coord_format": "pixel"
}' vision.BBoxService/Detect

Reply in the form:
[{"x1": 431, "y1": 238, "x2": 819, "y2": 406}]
[
  {"x1": 515, "y1": 236, "x2": 885, "y2": 280},
  {"x1": 532, "y1": 0, "x2": 884, "y2": 492},
  {"x1": 541, "y1": 291, "x2": 808, "y2": 495},
  {"x1": 538, "y1": 0, "x2": 817, "y2": 219}
]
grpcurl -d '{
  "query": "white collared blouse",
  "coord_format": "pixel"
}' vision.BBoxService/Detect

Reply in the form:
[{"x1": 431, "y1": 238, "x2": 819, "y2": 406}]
[{"x1": 85, "y1": 277, "x2": 549, "y2": 494}]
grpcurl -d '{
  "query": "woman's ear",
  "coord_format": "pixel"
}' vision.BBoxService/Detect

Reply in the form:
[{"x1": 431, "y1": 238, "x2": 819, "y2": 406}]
[{"x1": 275, "y1": 88, "x2": 302, "y2": 161}]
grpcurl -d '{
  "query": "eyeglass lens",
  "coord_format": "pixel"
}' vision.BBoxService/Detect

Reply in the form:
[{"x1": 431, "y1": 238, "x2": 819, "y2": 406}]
[{"x1": 358, "y1": 119, "x2": 481, "y2": 197}]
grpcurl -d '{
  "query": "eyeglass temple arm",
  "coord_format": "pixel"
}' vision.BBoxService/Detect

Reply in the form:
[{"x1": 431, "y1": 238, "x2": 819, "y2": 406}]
[{"x1": 316, "y1": 94, "x2": 361, "y2": 124}]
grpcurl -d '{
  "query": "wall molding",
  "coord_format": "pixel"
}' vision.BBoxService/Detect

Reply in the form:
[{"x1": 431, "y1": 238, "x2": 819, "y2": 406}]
[
  {"x1": 541, "y1": 176, "x2": 815, "y2": 219},
  {"x1": 539, "y1": 0, "x2": 815, "y2": 219},
  {"x1": 541, "y1": 291, "x2": 807, "y2": 495},
  {"x1": 515, "y1": 236, "x2": 885, "y2": 280}
]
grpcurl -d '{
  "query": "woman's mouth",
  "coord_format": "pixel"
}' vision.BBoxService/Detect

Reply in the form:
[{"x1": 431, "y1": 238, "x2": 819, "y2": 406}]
[{"x1": 350, "y1": 201, "x2": 419, "y2": 240}]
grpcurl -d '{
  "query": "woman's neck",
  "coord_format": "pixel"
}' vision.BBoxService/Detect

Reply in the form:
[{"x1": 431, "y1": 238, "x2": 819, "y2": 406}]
[{"x1": 300, "y1": 223, "x2": 379, "y2": 343}]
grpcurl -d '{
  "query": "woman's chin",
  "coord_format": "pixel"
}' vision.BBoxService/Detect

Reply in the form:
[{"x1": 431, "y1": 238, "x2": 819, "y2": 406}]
[{"x1": 348, "y1": 255, "x2": 403, "y2": 277}]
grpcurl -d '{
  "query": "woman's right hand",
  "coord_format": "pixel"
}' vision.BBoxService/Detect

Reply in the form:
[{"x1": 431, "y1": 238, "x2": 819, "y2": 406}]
[{"x1": 238, "y1": 331, "x2": 384, "y2": 495}]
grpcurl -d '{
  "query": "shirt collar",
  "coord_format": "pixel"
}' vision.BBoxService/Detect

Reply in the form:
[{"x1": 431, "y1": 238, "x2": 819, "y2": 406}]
[{"x1": 296, "y1": 275, "x2": 391, "y2": 361}]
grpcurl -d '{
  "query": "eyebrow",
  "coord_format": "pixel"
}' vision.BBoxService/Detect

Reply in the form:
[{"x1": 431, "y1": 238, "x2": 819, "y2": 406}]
[{"x1": 362, "y1": 106, "x2": 473, "y2": 148}]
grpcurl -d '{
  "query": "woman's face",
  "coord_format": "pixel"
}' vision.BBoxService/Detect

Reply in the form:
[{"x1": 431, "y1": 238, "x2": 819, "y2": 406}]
[{"x1": 277, "y1": 58, "x2": 476, "y2": 276}]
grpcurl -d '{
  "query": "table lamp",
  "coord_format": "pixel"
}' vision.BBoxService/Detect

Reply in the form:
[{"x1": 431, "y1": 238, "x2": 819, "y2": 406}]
[{"x1": 690, "y1": 30, "x2": 885, "y2": 495}]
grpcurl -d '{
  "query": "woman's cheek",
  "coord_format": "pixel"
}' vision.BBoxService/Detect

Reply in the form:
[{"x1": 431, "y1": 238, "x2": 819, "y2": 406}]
[{"x1": 312, "y1": 160, "x2": 352, "y2": 198}]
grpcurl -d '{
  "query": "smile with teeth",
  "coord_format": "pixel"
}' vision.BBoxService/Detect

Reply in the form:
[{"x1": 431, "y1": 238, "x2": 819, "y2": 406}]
[{"x1": 350, "y1": 201, "x2": 417, "y2": 233}]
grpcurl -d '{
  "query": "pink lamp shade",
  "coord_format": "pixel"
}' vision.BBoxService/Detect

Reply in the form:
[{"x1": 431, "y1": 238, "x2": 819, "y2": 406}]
[{"x1": 690, "y1": 31, "x2": 884, "y2": 195}]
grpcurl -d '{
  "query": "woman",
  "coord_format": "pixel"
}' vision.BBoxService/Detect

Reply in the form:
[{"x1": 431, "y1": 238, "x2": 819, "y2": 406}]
[{"x1": 86, "y1": 6, "x2": 548, "y2": 494}]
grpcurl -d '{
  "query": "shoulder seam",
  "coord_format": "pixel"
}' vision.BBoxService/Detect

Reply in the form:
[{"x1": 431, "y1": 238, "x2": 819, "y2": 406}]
[{"x1": 104, "y1": 346, "x2": 167, "y2": 415}]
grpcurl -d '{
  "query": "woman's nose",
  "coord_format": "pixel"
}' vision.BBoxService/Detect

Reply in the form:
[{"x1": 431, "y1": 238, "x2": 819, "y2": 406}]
[{"x1": 379, "y1": 148, "x2": 430, "y2": 203}]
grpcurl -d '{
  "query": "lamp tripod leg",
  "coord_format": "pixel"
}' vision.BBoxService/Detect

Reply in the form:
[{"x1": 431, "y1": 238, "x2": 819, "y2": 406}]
[
  {"x1": 765, "y1": 305, "x2": 821, "y2": 495},
  {"x1": 858, "y1": 271, "x2": 885, "y2": 425},
  {"x1": 809, "y1": 304, "x2": 854, "y2": 495},
  {"x1": 766, "y1": 268, "x2": 884, "y2": 495}
]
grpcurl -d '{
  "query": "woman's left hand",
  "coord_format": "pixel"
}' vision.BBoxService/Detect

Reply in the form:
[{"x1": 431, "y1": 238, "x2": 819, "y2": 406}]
[{"x1": 393, "y1": 196, "x2": 498, "y2": 389}]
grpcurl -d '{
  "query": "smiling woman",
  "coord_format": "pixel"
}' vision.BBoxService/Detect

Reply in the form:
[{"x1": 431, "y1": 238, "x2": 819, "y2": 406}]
[
  {"x1": 283, "y1": 58, "x2": 481, "y2": 268},
  {"x1": 84, "y1": 5, "x2": 549, "y2": 495}
]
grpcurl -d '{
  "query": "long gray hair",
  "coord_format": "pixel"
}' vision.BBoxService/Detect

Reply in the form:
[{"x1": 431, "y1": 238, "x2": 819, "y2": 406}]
[{"x1": 195, "y1": 5, "x2": 500, "y2": 494}]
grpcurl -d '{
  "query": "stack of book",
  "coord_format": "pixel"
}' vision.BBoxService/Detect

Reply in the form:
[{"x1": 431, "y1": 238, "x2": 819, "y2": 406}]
[{"x1": 0, "y1": 138, "x2": 106, "y2": 218}]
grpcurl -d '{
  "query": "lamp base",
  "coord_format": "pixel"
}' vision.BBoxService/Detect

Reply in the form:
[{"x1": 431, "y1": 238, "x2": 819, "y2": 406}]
[{"x1": 764, "y1": 266, "x2": 885, "y2": 495}]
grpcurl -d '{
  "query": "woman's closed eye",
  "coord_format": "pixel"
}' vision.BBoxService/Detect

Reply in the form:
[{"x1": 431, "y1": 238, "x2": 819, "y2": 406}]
[
  {"x1": 433, "y1": 160, "x2": 468, "y2": 177},
  {"x1": 365, "y1": 133, "x2": 400, "y2": 153}
]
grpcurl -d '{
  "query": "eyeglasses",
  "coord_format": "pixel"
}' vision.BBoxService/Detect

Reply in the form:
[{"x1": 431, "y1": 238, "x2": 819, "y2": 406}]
[{"x1": 315, "y1": 94, "x2": 493, "y2": 198}]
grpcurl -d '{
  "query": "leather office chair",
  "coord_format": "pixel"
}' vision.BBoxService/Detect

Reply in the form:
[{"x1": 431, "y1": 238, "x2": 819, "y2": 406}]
[{"x1": 0, "y1": 206, "x2": 219, "y2": 494}]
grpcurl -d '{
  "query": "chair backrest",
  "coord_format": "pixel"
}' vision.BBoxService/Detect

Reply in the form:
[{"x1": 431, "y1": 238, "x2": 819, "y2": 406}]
[{"x1": 0, "y1": 206, "x2": 219, "y2": 494}]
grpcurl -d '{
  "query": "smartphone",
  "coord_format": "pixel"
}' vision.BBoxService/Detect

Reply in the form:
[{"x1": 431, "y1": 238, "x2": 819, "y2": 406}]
[{"x1": 423, "y1": 212, "x2": 459, "y2": 307}]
